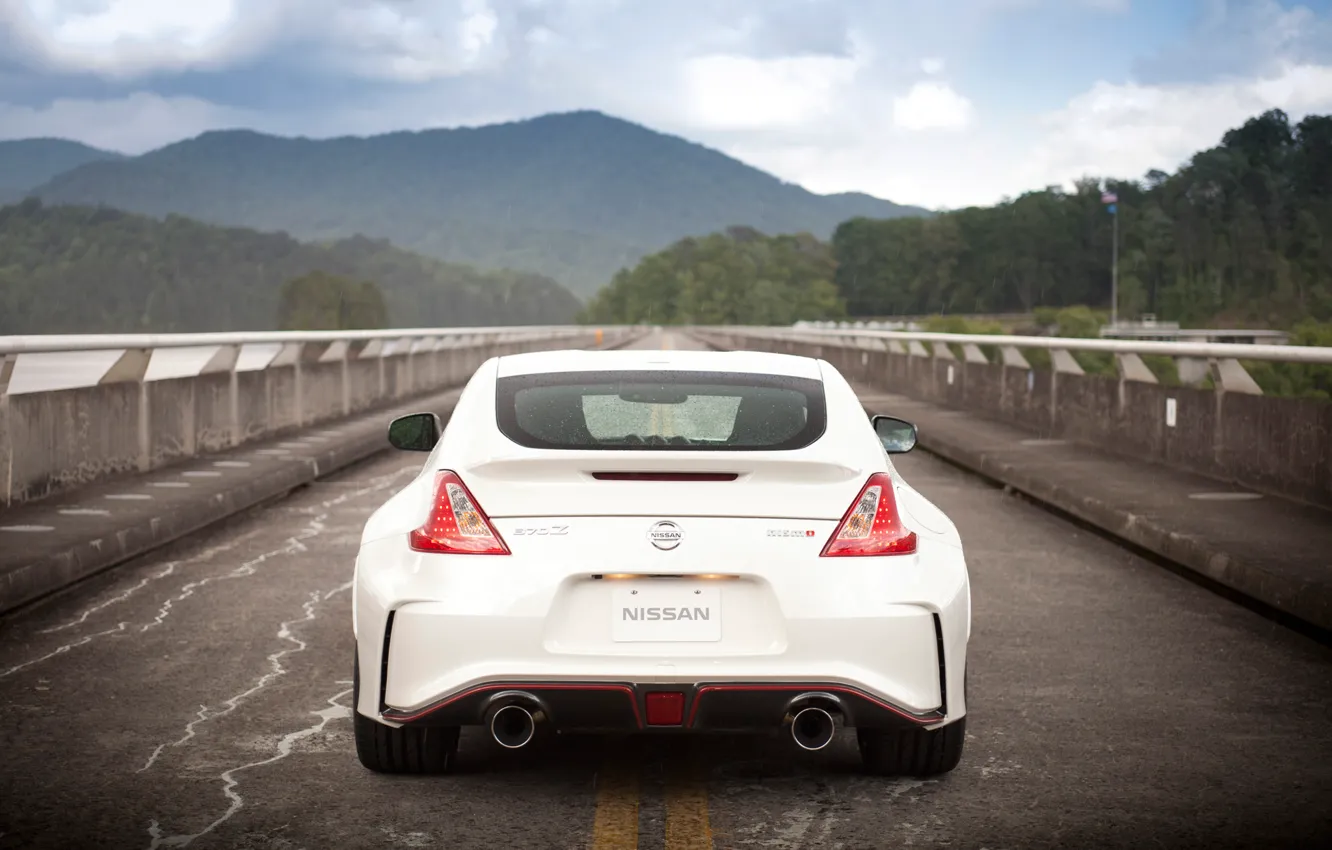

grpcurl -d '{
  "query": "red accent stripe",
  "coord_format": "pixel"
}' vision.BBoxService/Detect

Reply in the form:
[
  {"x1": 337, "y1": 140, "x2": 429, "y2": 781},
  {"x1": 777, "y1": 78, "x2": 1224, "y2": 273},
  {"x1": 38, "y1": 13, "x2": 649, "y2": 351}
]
[
  {"x1": 384, "y1": 683, "x2": 643, "y2": 727},
  {"x1": 685, "y1": 684, "x2": 938, "y2": 728},
  {"x1": 591, "y1": 472, "x2": 738, "y2": 482}
]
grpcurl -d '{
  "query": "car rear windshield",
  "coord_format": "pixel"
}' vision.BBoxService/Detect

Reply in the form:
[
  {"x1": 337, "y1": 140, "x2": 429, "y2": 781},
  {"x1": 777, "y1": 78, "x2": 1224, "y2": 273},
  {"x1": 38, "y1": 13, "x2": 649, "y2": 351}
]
[{"x1": 495, "y1": 370, "x2": 827, "y2": 451}]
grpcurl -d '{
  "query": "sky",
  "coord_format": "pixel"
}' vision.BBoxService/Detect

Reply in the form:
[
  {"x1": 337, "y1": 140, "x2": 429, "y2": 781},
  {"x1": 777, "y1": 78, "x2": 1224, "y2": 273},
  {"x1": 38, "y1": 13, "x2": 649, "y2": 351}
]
[{"x1": 2, "y1": 0, "x2": 1331, "y2": 209}]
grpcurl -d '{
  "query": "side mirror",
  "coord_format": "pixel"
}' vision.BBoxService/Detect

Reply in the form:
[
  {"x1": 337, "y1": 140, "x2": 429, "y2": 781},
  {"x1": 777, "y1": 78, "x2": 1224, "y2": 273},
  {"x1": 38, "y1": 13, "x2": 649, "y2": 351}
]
[
  {"x1": 872, "y1": 415, "x2": 917, "y2": 454},
  {"x1": 388, "y1": 412, "x2": 442, "y2": 452}
]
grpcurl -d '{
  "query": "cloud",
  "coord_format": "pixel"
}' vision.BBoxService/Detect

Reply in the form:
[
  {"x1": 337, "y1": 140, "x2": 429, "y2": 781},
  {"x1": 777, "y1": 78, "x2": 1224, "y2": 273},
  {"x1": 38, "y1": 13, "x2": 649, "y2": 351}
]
[
  {"x1": 2, "y1": 0, "x2": 1331, "y2": 212},
  {"x1": 679, "y1": 50, "x2": 866, "y2": 132},
  {"x1": 973, "y1": 0, "x2": 1130, "y2": 11},
  {"x1": 4, "y1": 0, "x2": 515, "y2": 80},
  {"x1": 327, "y1": 0, "x2": 506, "y2": 83},
  {"x1": 1015, "y1": 61, "x2": 1332, "y2": 191},
  {"x1": 29, "y1": 0, "x2": 237, "y2": 49},
  {"x1": 892, "y1": 81, "x2": 974, "y2": 131},
  {"x1": 4, "y1": 0, "x2": 264, "y2": 76},
  {"x1": 1135, "y1": 0, "x2": 1332, "y2": 84},
  {"x1": 0, "y1": 90, "x2": 255, "y2": 151},
  {"x1": 714, "y1": 56, "x2": 1332, "y2": 211}
]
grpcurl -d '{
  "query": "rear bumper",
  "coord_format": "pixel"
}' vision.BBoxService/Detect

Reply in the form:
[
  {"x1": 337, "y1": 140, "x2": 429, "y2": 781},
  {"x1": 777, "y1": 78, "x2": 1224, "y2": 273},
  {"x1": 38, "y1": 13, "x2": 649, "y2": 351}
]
[
  {"x1": 382, "y1": 680, "x2": 947, "y2": 731},
  {"x1": 353, "y1": 533, "x2": 971, "y2": 729}
]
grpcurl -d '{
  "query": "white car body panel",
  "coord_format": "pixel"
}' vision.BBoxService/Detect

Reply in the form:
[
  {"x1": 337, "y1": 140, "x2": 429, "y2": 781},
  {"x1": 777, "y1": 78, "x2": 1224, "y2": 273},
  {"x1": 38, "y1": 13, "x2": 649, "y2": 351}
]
[{"x1": 353, "y1": 348, "x2": 970, "y2": 733}]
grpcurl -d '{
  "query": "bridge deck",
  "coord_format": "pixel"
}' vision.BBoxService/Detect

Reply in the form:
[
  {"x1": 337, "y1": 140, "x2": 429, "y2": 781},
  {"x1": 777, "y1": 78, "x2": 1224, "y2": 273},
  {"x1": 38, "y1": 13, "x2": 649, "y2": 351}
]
[{"x1": 0, "y1": 331, "x2": 1329, "y2": 849}]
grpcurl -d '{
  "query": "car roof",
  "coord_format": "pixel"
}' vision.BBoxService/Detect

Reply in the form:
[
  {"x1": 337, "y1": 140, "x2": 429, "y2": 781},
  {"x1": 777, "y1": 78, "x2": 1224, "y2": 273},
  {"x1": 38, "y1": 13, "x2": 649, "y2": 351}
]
[{"x1": 493, "y1": 348, "x2": 825, "y2": 380}]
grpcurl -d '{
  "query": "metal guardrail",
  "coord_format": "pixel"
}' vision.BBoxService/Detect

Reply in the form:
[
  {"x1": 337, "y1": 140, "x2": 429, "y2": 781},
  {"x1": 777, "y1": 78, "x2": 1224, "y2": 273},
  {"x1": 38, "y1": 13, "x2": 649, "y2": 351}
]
[
  {"x1": 0, "y1": 326, "x2": 596, "y2": 355},
  {"x1": 0, "y1": 326, "x2": 638, "y2": 396},
  {"x1": 706, "y1": 326, "x2": 1332, "y2": 395},
  {"x1": 797, "y1": 316, "x2": 1033, "y2": 330},
  {"x1": 0, "y1": 324, "x2": 646, "y2": 508}
]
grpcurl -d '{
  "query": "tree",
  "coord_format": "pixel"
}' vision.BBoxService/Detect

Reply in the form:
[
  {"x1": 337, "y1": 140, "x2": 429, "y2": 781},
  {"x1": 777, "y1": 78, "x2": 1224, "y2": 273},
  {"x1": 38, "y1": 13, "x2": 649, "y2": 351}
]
[
  {"x1": 0, "y1": 200, "x2": 583, "y2": 334},
  {"x1": 276, "y1": 272, "x2": 389, "y2": 330},
  {"x1": 580, "y1": 229, "x2": 845, "y2": 325},
  {"x1": 341, "y1": 280, "x2": 390, "y2": 329},
  {"x1": 825, "y1": 109, "x2": 1332, "y2": 328}
]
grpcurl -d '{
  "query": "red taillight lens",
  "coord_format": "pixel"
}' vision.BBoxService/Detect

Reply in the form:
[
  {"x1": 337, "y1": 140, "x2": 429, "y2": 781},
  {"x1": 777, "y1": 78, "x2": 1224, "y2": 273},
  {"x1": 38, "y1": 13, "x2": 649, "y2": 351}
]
[
  {"x1": 409, "y1": 470, "x2": 510, "y2": 555},
  {"x1": 821, "y1": 473, "x2": 917, "y2": 557}
]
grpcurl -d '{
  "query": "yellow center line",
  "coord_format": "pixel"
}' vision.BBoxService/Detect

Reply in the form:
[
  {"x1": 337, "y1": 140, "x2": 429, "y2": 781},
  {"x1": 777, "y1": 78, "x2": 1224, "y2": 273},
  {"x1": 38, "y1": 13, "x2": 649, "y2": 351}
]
[
  {"x1": 664, "y1": 745, "x2": 713, "y2": 850},
  {"x1": 590, "y1": 750, "x2": 641, "y2": 850}
]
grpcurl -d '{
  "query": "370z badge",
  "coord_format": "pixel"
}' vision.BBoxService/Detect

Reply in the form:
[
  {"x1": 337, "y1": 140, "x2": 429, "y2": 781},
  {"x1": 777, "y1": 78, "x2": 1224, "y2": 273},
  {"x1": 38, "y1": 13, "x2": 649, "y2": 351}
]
[{"x1": 647, "y1": 520, "x2": 683, "y2": 550}]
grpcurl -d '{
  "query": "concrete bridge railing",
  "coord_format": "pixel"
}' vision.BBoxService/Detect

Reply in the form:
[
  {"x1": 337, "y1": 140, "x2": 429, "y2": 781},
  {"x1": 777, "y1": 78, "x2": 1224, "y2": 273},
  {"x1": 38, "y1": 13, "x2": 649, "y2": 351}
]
[
  {"x1": 694, "y1": 326, "x2": 1332, "y2": 511},
  {"x1": 0, "y1": 326, "x2": 638, "y2": 508}
]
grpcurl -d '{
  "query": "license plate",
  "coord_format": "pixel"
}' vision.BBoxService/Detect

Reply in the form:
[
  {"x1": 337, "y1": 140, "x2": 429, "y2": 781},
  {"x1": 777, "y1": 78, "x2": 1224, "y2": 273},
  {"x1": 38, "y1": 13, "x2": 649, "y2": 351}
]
[{"x1": 611, "y1": 585, "x2": 722, "y2": 642}]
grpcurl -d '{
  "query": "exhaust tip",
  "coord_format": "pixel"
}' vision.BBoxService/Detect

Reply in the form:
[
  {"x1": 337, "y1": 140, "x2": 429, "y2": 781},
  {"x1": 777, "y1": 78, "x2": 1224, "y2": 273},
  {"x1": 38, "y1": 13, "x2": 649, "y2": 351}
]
[
  {"x1": 490, "y1": 704, "x2": 536, "y2": 749},
  {"x1": 790, "y1": 706, "x2": 836, "y2": 751}
]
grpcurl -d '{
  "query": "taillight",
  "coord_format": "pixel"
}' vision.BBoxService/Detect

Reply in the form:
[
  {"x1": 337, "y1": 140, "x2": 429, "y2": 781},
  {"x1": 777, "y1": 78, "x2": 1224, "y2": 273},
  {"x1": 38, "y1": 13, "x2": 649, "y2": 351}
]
[
  {"x1": 821, "y1": 473, "x2": 917, "y2": 557},
  {"x1": 409, "y1": 470, "x2": 510, "y2": 555}
]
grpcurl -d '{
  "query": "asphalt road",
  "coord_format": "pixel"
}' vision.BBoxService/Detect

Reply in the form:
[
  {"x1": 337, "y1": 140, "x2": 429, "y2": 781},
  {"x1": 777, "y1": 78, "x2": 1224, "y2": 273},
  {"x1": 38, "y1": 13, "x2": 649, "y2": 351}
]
[{"x1": 1, "y1": 331, "x2": 1329, "y2": 849}]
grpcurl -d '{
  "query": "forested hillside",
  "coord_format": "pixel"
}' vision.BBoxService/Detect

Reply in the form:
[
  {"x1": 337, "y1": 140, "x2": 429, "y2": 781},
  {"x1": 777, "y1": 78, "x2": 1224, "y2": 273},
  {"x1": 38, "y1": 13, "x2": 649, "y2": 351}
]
[
  {"x1": 0, "y1": 200, "x2": 582, "y2": 333},
  {"x1": 579, "y1": 226, "x2": 846, "y2": 325},
  {"x1": 276, "y1": 271, "x2": 390, "y2": 330},
  {"x1": 26, "y1": 111, "x2": 927, "y2": 295},
  {"x1": 583, "y1": 109, "x2": 1331, "y2": 331},
  {"x1": 0, "y1": 139, "x2": 123, "y2": 203},
  {"x1": 832, "y1": 109, "x2": 1332, "y2": 327}
]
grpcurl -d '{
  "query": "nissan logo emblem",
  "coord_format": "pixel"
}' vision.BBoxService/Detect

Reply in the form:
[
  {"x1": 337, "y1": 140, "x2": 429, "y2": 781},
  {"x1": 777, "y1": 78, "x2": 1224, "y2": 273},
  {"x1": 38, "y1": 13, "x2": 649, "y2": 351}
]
[{"x1": 647, "y1": 520, "x2": 683, "y2": 550}]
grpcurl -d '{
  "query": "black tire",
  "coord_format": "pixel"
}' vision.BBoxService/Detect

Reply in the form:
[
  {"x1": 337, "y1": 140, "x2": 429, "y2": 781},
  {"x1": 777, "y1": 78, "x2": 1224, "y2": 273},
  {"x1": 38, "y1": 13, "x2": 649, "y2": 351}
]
[
  {"x1": 352, "y1": 650, "x2": 460, "y2": 774},
  {"x1": 857, "y1": 717, "x2": 966, "y2": 778}
]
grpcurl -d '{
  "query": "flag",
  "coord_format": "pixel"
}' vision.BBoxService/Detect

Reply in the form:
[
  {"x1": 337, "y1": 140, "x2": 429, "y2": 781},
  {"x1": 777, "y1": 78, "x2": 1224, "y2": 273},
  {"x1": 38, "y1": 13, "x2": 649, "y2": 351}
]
[{"x1": 1101, "y1": 191, "x2": 1118, "y2": 204}]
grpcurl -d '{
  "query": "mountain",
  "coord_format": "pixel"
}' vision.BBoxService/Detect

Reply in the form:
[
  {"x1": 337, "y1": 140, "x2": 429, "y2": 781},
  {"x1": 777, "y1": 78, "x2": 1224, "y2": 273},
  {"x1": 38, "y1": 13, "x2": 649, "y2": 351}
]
[
  {"x1": 0, "y1": 139, "x2": 124, "y2": 203},
  {"x1": 27, "y1": 111, "x2": 930, "y2": 294},
  {"x1": 0, "y1": 199, "x2": 582, "y2": 334}
]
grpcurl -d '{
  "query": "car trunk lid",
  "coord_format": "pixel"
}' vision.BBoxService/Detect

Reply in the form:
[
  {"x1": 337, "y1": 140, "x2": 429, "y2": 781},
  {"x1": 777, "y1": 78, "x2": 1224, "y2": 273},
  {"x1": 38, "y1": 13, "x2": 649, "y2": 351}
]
[{"x1": 461, "y1": 452, "x2": 865, "y2": 520}]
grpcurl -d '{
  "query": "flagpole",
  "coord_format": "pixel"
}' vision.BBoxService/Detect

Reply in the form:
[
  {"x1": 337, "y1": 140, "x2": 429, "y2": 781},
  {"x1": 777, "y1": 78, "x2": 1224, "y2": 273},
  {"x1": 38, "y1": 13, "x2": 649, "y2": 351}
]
[
  {"x1": 1111, "y1": 200, "x2": 1119, "y2": 328},
  {"x1": 1102, "y1": 187, "x2": 1120, "y2": 328}
]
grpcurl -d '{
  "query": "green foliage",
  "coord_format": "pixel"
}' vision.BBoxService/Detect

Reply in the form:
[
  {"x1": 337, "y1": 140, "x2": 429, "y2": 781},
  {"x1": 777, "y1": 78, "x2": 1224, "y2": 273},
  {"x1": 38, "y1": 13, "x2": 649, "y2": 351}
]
[
  {"x1": 579, "y1": 227, "x2": 847, "y2": 325},
  {"x1": 1244, "y1": 321, "x2": 1332, "y2": 400},
  {"x1": 1049, "y1": 305, "x2": 1106, "y2": 339},
  {"x1": 920, "y1": 315, "x2": 1003, "y2": 335},
  {"x1": 1032, "y1": 307, "x2": 1059, "y2": 328},
  {"x1": 831, "y1": 109, "x2": 1332, "y2": 328},
  {"x1": 28, "y1": 112, "x2": 928, "y2": 296},
  {"x1": 0, "y1": 200, "x2": 582, "y2": 333},
  {"x1": 920, "y1": 315, "x2": 1004, "y2": 360},
  {"x1": 1041, "y1": 305, "x2": 1112, "y2": 375},
  {"x1": 1141, "y1": 355, "x2": 1181, "y2": 386},
  {"x1": 342, "y1": 280, "x2": 390, "y2": 330},
  {"x1": 277, "y1": 271, "x2": 389, "y2": 330}
]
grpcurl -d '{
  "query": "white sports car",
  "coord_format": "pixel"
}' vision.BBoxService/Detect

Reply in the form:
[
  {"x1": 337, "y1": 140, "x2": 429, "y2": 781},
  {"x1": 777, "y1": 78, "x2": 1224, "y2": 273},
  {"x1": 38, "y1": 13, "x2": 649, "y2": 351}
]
[{"x1": 352, "y1": 348, "x2": 970, "y2": 776}]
